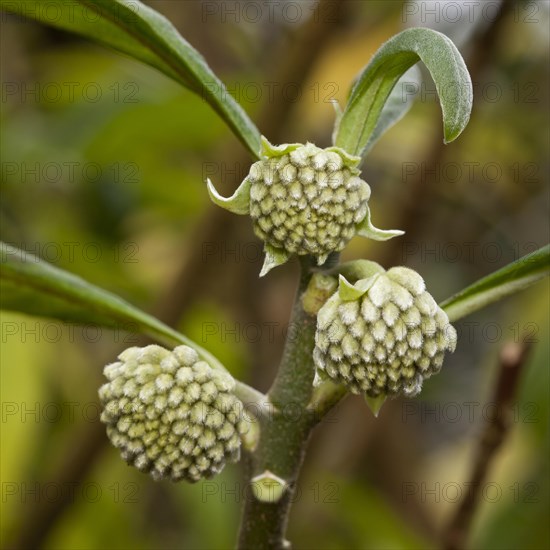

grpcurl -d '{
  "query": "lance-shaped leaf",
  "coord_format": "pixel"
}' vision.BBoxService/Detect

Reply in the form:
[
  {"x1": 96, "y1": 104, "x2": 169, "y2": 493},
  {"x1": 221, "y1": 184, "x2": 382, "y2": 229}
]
[
  {"x1": 362, "y1": 65, "x2": 422, "y2": 155},
  {"x1": 0, "y1": 0, "x2": 261, "y2": 157},
  {"x1": 440, "y1": 245, "x2": 550, "y2": 322},
  {"x1": 0, "y1": 242, "x2": 224, "y2": 369},
  {"x1": 335, "y1": 27, "x2": 473, "y2": 157}
]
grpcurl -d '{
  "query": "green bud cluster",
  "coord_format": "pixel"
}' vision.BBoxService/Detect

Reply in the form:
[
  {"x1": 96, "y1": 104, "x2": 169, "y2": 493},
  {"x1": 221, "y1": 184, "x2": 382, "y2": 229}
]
[
  {"x1": 99, "y1": 345, "x2": 245, "y2": 482},
  {"x1": 314, "y1": 267, "x2": 457, "y2": 398},
  {"x1": 207, "y1": 137, "x2": 403, "y2": 275},
  {"x1": 248, "y1": 142, "x2": 370, "y2": 260}
]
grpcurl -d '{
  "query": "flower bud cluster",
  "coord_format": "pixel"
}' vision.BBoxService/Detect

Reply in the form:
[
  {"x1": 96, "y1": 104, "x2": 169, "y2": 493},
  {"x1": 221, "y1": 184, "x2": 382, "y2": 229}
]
[
  {"x1": 99, "y1": 345, "x2": 245, "y2": 482},
  {"x1": 314, "y1": 267, "x2": 457, "y2": 398},
  {"x1": 207, "y1": 137, "x2": 402, "y2": 275},
  {"x1": 248, "y1": 143, "x2": 370, "y2": 259}
]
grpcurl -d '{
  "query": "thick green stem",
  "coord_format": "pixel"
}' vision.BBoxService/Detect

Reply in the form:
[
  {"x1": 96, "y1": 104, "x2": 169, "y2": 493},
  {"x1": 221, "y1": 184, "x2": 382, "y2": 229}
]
[{"x1": 237, "y1": 255, "x2": 341, "y2": 549}]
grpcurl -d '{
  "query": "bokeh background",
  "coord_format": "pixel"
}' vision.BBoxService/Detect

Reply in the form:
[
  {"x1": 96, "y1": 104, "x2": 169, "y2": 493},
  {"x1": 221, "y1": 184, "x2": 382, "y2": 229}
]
[{"x1": 1, "y1": 1, "x2": 548, "y2": 549}]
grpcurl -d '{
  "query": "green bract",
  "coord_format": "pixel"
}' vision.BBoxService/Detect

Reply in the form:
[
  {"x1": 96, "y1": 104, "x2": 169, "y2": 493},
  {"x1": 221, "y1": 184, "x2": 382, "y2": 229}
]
[
  {"x1": 207, "y1": 137, "x2": 403, "y2": 275},
  {"x1": 99, "y1": 344, "x2": 245, "y2": 483},
  {"x1": 313, "y1": 267, "x2": 457, "y2": 399}
]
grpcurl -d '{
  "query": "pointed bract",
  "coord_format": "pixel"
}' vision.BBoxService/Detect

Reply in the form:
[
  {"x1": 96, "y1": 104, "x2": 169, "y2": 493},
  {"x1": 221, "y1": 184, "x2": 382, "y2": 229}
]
[
  {"x1": 356, "y1": 204, "x2": 404, "y2": 241},
  {"x1": 206, "y1": 177, "x2": 251, "y2": 215},
  {"x1": 260, "y1": 136, "x2": 301, "y2": 158},
  {"x1": 312, "y1": 369, "x2": 325, "y2": 387},
  {"x1": 260, "y1": 244, "x2": 291, "y2": 277},
  {"x1": 317, "y1": 253, "x2": 329, "y2": 266},
  {"x1": 365, "y1": 394, "x2": 387, "y2": 417},
  {"x1": 338, "y1": 275, "x2": 369, "y2": 301},
  {"x1": 338, "y1": 274, "x2": 380, "y2": 302},
  {"x1": 325, "y1": 145, "x2": 361, "y2": 169}
]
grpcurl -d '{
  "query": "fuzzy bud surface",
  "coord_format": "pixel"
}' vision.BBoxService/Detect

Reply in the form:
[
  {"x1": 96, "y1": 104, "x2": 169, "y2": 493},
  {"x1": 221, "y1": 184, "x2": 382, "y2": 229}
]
[
  {"x1": 314, "y1": 267, "x2": 457, "y2": 397},
  {"x1": 99, "y1": 345, "x2": 245, "y2": 482}
]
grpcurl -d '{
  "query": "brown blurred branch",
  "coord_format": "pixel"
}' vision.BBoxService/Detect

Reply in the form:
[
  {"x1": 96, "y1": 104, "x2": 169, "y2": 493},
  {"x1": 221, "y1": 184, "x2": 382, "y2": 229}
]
[{"x1": 442, "y1": 341, "x2": 533, "y2": 550}]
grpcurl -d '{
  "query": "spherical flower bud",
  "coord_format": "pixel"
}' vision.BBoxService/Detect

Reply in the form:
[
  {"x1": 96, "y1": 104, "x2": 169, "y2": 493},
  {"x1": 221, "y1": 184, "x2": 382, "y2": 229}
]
[
  {"x1": 207, "y1": 137, "x2": 403, "y2": 276},
  {"x1": 99, "y1": 344, "x2": 245, "y2": 483},
  {"x1": 247, "y1": 142, "x2": 369, "y2": 261},
  {"x1": 313, "y1": 267, "x2": 457, "y2": 399}
]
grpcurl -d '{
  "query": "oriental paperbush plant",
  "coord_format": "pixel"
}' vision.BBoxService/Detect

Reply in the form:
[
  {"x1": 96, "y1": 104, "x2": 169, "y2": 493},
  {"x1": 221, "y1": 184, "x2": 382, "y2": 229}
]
[{"x1": 2, "y1": 2, "x2": 549, "y2": 549}]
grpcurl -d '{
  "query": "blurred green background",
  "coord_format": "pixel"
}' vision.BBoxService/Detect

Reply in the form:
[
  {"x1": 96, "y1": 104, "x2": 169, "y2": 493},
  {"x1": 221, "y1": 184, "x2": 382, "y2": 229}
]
[{"x1": 1, "y1": 1, "x2": 548, "y2": 549}]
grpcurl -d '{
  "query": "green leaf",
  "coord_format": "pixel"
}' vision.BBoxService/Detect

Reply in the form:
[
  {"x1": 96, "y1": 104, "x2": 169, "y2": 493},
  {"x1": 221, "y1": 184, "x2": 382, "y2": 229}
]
[
  {"x1": 440, "y1": 245, "x2": 550, "y2": 322},
  {"x1": 362, "y1": 65, "x2": 422, "y2": 155},
  {"x1": 0, "y1": 0, "x2": 261, "y2": 157},
  {"x1": 335, "y1": 27, "x2": 473, "y2": 157},
  {"x1": 0, "y1": 242, "x2": 224, "y2": 369}
]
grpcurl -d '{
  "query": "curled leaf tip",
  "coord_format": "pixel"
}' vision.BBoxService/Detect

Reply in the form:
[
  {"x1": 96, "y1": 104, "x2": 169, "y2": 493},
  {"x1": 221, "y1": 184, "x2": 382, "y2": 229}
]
[
  {"x1": 335, "y1": 27, "x2": 472, "y2": 157},
  {"x1": 338, "y1": 275, "x2": 367, "y2": 301},
  {"x1": 260, "y1": 136, "x2": 301, "y2": 158},
  {"x1": 206, "y1": 177, "x2": 251, "y2": 215},
  {"x1": 357, "y1": 205, "x2": 404, "y2": 241}
]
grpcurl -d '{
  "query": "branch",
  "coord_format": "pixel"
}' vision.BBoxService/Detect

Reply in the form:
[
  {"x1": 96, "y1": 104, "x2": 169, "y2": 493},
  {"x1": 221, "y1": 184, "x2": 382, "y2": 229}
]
[
  {"x1": 237, "y1": 255, "x2": 344, "y2": 549},
  {"x1": 442, "y1": 341, "x2": 533, "y2": 550}
]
